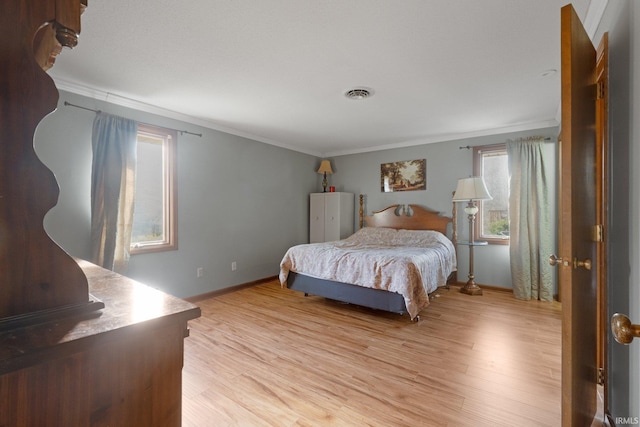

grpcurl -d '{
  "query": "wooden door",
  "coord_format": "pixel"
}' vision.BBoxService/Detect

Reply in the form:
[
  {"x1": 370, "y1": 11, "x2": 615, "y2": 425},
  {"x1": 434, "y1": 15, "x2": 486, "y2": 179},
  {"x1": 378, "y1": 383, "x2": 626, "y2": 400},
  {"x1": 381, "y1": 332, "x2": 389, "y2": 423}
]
[{"x1": 560, "y1": 4, "x2": 599, "y2": 426}]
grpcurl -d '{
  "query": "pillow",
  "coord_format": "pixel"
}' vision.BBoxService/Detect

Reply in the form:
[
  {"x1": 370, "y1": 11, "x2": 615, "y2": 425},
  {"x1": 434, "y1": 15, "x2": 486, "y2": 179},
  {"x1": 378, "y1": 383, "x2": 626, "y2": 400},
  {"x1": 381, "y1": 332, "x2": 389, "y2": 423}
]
[
  {"x1": 345, "y1": 227, "x2": 451, "y2": 248},
  {"x1": 392, "y1": 229, "x2": 450, "y2": 247},
  {"x1": 344, "y1": 227, "x2": 398, "y2": 245}
]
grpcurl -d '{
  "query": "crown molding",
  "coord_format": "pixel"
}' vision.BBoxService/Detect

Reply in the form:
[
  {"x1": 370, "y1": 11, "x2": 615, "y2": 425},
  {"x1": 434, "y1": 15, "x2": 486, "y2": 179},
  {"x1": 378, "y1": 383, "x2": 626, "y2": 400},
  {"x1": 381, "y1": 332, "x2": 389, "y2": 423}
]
[
  {"x1": 322, "y1": 119, "x2": 560, "y2": 157},
  {"x1": 53, "y1": 78, "x2": 323, "y2": 158}
]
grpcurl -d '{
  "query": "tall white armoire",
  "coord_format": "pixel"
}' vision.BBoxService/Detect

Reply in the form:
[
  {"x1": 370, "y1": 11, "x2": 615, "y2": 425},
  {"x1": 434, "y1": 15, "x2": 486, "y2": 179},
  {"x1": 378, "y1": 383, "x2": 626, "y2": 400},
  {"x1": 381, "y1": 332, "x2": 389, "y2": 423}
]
[{"x1": 309, "y1": 192, "x2": 354, "y2": 243}]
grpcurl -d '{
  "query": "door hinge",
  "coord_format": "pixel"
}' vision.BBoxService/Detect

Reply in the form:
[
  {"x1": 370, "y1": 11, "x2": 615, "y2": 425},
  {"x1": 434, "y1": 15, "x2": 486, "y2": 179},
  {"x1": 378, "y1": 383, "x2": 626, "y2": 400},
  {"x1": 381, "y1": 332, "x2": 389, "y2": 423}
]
[
  {"x1": 596, "y1": 80, "x2": 605, "y2": 99},
  {"x1": 592, "y1": 224, "x2": 604, "y2": 242},
  {"x1": 597, "y1": 367, "x2": 605, "y2": 385}
]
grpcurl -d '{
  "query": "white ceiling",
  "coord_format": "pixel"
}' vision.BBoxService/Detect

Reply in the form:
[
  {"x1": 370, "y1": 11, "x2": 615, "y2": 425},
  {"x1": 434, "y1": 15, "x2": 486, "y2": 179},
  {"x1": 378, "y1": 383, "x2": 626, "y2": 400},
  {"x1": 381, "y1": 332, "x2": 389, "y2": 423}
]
[{"x1": 50, "y1": 0, "x2": 599, "y2": 157}]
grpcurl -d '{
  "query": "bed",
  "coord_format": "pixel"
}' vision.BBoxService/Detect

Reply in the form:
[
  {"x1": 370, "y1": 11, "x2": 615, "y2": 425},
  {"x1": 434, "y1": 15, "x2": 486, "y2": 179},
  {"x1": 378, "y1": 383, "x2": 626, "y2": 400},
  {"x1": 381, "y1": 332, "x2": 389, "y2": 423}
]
[{"x1": 279, "y1": 196, "x2": 458, "y2": 320}]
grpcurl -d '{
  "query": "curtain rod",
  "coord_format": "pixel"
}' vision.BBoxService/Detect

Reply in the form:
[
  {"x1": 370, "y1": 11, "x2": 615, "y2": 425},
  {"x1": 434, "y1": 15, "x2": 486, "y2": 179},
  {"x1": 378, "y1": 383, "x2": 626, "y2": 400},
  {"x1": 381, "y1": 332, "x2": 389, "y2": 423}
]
[
  {"x1": 459, "y1": 137, "x2": 553, "y2": 150},
  {"x1": 63, "y1": 101, "x2": 203, "y2": 137}
]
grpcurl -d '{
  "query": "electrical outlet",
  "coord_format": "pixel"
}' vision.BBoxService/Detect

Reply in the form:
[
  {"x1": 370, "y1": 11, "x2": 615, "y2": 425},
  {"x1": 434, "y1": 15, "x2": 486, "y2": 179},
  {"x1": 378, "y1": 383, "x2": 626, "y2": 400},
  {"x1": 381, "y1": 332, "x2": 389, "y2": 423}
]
[
  {"x1": 231, "y1": 261, "x2": 237, "y2": 271},
  {"x1": 196, "y1": 267, "x2": 203, "y2": 278}
]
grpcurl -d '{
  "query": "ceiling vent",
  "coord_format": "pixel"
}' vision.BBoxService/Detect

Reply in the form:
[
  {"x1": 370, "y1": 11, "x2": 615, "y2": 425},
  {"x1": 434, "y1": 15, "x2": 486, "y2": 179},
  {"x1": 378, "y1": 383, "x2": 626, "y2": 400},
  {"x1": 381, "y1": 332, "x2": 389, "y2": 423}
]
[{"x1": 344, "y1": 88, "x2": 373, "y2": 100}]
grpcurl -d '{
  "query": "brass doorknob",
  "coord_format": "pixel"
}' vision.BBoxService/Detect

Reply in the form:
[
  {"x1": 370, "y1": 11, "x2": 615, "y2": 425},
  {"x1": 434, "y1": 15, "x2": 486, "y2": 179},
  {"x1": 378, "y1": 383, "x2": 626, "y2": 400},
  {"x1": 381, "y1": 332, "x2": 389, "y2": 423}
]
[
  {"x1": 549, "y1": 254, "x2": 563, "y2": 266},
  {"x1": 573, "y1": 258, "x2": 592, "y2": 270},
  {"x1": 611, "y1": 313, "x2": 640, "y2": 344}
]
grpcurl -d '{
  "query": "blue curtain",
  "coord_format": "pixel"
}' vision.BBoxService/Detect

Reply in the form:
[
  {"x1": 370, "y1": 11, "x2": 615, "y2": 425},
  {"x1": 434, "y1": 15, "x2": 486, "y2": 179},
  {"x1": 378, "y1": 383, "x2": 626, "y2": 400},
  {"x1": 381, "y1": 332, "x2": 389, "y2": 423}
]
[
  {"x1": 90, "y1": 113, "x2": 138, "y2": 272},
  {"x1": 507, "y1": 138, "x2": 553, "y2": 300}
]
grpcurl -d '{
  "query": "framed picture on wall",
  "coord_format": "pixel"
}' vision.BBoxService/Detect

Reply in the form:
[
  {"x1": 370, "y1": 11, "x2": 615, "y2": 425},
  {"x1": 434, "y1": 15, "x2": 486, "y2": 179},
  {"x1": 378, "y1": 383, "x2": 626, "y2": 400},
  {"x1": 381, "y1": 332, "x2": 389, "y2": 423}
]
[{"x1": 380, "y1": 159, "x2": 426, "y2": 192}]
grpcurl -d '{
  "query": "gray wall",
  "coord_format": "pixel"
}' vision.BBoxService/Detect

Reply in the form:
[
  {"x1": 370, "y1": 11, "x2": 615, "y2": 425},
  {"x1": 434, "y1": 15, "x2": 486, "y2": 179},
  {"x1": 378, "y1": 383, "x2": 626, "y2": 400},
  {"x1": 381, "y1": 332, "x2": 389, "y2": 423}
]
[
  {"x1": 36, "y1": 92, "x2": 558, "y2": 296},
  {"x1": 35, "y1": 91, "x2": 317, "y2": 298},
  {"x1": 596, "y1": 0, "x2": 640, "y2": 420},
  {"x1": 631, "y1": 1, "x2": 640, "y2": 416},
  {"x1": 330, "y1": 127, "x2": 558, "y2": 292}
]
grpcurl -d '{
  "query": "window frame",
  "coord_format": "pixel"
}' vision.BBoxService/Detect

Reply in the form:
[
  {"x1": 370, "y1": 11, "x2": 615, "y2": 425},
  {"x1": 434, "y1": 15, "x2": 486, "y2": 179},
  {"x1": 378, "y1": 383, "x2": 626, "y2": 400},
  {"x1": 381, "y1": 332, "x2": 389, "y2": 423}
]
[
  {"x1": 129, "y1": 123, "x2": 178, "y2": 254},
  {"x1": 473, "y1": 143, "x2": 509, "y2": 245}
]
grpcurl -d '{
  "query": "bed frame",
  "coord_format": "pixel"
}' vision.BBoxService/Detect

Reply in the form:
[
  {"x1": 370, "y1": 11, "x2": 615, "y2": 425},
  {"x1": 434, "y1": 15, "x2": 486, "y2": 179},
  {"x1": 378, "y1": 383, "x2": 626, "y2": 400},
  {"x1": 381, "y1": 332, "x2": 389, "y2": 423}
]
[{"x1": 287, "y1": 194, "x2": 458, "y2": 320}]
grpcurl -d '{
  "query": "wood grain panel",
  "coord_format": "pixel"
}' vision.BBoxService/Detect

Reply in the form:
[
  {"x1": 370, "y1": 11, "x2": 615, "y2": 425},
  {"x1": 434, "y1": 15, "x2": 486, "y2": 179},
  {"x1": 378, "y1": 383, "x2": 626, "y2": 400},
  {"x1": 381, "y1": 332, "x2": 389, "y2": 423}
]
[
  {"x1": 363, "y1": 204, "x2": 452, "y2": 235},
  {"x1": 0, "y1": 260, "x2": 200, "y2": 426},
  {"x1": 183, "y1": 280, "x2": 562, "y2": 426},
  {"x1": 0, "y1": 323, "x2": 186, "y2": 427},
  {"x1": 1, "y1": 0, "x2": 89, "y2": 321}
]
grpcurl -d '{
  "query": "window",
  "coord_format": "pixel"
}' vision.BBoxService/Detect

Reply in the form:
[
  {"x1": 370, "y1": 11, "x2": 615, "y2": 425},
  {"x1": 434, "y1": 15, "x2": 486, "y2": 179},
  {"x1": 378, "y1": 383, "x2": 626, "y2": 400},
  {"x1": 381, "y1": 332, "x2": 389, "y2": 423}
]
[
  {"x1": 130, "y1": 124, "x2": 178, "y2": 253},
  {"x1": 473, "y1": 144, "x2": 509, "y2": 244}
]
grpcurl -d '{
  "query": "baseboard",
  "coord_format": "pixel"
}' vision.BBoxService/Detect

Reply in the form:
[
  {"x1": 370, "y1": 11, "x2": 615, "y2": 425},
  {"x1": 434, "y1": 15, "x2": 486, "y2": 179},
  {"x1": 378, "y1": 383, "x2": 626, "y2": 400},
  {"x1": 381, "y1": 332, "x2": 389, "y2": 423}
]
[{"x1": 185, "y1": 275, "x2": 278, "y2": 303}]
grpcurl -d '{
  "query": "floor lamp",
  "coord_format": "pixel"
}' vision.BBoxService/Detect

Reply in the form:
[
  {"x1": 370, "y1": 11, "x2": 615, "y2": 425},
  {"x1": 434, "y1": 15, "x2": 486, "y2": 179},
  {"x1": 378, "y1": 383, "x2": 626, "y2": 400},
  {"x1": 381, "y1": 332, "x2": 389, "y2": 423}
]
[{"x1": 452, "y1": 176, "x2": 492, "y2": 295}]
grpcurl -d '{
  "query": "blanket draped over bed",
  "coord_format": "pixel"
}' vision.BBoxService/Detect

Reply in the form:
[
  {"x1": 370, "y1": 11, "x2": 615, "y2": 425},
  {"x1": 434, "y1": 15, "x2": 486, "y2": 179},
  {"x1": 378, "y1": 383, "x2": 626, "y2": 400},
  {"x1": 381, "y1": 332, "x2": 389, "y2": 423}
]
[{"x1": 279, "y1": 227, "x2": 457, "y2": 319}]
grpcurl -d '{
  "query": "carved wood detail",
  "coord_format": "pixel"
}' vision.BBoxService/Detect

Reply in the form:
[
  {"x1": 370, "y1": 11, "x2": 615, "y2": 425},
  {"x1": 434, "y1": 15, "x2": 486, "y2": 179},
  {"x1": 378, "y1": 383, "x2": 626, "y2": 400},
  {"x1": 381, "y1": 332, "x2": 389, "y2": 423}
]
[
  {"x1": 0, "y1": 1, "x2": 92, "y2": 320},
  {"x1": 362, "y1": 204, "x2": 452, "y2": 235}
]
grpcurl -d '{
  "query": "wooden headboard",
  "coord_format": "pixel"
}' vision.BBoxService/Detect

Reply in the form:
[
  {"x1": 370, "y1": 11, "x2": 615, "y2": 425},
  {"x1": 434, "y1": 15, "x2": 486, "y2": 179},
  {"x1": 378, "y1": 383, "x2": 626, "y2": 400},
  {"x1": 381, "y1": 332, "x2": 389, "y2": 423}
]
[{"x1": 358, "y1": 194, "x2": 456, "y2": 238}]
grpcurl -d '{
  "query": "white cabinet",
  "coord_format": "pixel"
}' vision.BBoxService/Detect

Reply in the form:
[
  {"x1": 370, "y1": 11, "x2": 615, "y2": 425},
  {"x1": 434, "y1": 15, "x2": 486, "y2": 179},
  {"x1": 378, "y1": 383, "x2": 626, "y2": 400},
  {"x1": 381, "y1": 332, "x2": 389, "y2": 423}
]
[{"x1": 309, "y1": 192, "x2": 354, "y2": 243}]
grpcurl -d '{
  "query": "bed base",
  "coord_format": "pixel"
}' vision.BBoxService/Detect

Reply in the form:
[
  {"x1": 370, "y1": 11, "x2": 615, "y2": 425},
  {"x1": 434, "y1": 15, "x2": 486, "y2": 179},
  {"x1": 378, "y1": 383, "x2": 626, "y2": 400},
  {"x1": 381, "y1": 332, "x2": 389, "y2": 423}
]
[{"x1": 287, "y1": 271, "x2": 420, "y2": 320}]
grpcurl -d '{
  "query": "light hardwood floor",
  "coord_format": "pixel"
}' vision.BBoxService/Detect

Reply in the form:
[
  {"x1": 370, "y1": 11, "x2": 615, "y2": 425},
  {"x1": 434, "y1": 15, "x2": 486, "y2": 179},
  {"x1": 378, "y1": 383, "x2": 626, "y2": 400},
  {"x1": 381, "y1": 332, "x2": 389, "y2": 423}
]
[{"x1": 182, "y1": 280, "x2": 562, "y2": 427}]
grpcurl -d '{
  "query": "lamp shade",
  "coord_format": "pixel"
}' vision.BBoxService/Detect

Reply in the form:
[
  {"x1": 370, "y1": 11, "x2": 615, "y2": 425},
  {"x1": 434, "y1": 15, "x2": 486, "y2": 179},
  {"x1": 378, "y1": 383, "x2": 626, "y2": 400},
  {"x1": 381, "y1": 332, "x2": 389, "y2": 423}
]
[
  {"x1": 317, "y1": 159, "x2": 333, "y2": 175},
  {"x1": 452, "y1": 176, "x2": 492, "y2": 201}
]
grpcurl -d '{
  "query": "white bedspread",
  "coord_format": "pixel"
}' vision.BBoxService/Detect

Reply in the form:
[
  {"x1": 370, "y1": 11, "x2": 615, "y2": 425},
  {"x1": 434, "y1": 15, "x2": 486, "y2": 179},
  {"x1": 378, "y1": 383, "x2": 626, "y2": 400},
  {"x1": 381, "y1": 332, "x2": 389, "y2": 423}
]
[{"x1": 279, "y1": 227, "x2": 457, "y2": 319}]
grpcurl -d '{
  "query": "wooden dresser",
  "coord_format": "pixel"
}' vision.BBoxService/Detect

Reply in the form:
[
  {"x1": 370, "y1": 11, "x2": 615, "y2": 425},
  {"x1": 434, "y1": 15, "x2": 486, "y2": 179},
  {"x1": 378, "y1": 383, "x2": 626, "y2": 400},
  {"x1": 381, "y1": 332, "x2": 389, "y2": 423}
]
[{"x1": 0, "y1": 260, "x2": 200, "y2": 426}]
